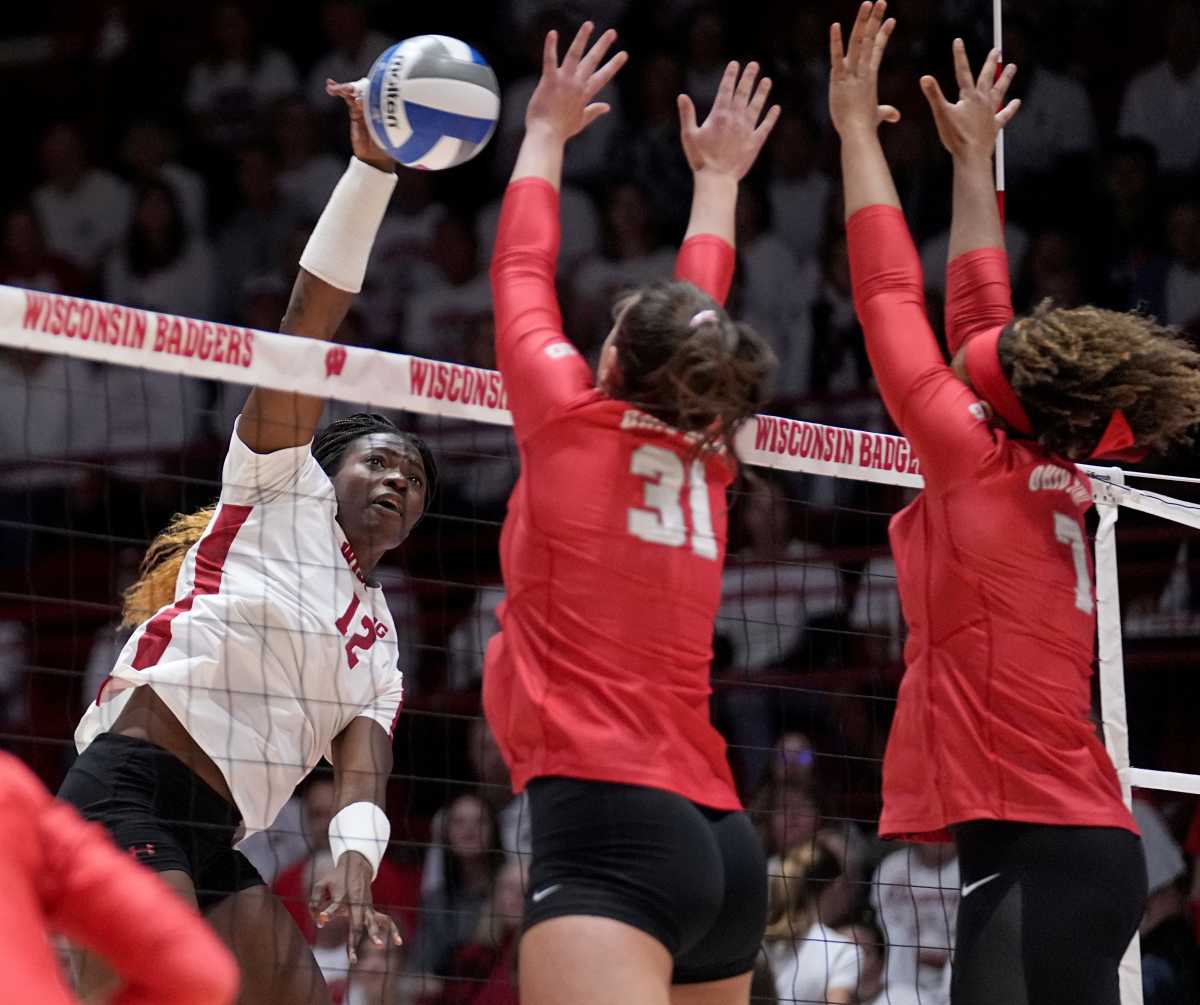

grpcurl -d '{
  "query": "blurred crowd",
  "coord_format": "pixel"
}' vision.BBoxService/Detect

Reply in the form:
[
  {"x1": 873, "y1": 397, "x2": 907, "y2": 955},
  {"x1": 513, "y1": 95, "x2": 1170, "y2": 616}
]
[{"x1": 2, "y1": 0, "x2": 1200, "y2": 1002}]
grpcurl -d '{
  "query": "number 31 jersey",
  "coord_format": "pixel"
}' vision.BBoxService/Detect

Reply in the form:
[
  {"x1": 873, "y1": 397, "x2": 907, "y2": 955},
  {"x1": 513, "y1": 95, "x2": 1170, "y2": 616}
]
[{"x1": 483, "y1": 178, "x2": 741, "y2": 810}]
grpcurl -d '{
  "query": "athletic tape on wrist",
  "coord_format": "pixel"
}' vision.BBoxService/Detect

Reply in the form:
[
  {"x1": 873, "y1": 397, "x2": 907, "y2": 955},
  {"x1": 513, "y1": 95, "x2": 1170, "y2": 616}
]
[
  {"x1": 299, "y1": 156, "x2": 397, "y2": 294},
  {"x1": 328, "y1": 801, "x2": 390, "y2": 880}
]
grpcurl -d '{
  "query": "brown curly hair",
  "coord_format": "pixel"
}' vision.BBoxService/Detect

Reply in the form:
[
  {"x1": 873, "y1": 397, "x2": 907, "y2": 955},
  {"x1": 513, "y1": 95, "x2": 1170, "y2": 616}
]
[
  {"x1": 999, "y1": 301, "x2": 1200, "y2": 460},
  {"x1": 613, "y1": 280, "x2": 777, "y2": 455}
]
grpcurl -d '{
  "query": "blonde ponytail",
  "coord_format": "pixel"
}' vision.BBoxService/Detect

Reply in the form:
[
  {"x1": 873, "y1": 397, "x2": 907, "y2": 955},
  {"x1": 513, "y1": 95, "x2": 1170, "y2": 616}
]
[{"x1": 120, "y1": 505, "x2": 217, "y2": 627}]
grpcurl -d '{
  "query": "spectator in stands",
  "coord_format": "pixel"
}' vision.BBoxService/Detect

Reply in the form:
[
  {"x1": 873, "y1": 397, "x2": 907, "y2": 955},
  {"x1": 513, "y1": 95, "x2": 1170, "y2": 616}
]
[
  {"x1": 118, "y1": 120, "x2": 208, "y2": 235},
  {"x1": 0, "y1": 206, "x2": 84, "y2": 295},
  {"x1": 1088, "y1": 139, "x2": 1163, "y2": 313},
  {"x1": 403, "y1": 213, "x2": 491, "y2": 362},
  {"x1": 273, "y1": 771, "x2": 421, "y2": 946},
  {"x1": 275, "y1": 96, "x2": 344, "y2": 219},
  {"x1": 870, "y1": 843, "x2": 958, "y2": 1005},
  {"x1": 999, "y1": 14, "x2": 1096, "y2": 184},
  {"x1": 1134, "y1": 800, "x2": 1197, "y2": 1005},
  {"x1": 809, "y1": 228, "x2": 872, "y2": 400},
  {"x1": 441, "y1": 857, "x2": 526, "y2": 1005},
  {"x1": 682, "y1": 6, "x2": 731, "y2": 113},
  {"x1": 569, "y1": 180, "x2": 674, "y2": 355},
  {"x1": 762, "y1": 784, "x2": 821, "y2": 877},
  {"x1": 1163, "y1": 200, "x2": 1200, "y2": 335},
  {"x1": 733, "y1": 185, "x2": 818, "y2": 398},
  {"x1": 1015, "y1": 229, "x2": 1089, "y2": 313},
  {"x1": 306, "y1": 0, "x2": 393, "y2": 118},
  {"x1": 104, "y1": 179, "x2": 215, "y2": 320},
  {"x1": 185, "y1": 2, "x2": 299, "y2": 150},
  {"x1": 764, "y1": 838, "x2": 862, "y2": 1005},
  {"x1": 767, "y1": 112, "x2": 833, "y2": 264},
  {"x1": 844, "y1": 920, "x2": 887, "y2": 1005},
  {"x1": 1118, "y1": 1, "x2": 1200, "y2": 180},
  {"x1": 414, "y1": 792, "x2": 505, "y2": 976},
  {"x1": 31, "y1": 122, "x2": 131, "y2": 278},
  {"x1": 214, "y1": 144, "x2": 303, "y2": 318}
]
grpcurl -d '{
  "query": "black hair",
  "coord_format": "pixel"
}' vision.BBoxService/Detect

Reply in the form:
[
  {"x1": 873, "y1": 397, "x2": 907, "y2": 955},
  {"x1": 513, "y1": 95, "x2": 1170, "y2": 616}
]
[
  {"x1": 127, "y1": 179, "x2": 187, "y2": 277},
  {"x1": 313, "y1": 412, "x2": 438, "y2": 511}
]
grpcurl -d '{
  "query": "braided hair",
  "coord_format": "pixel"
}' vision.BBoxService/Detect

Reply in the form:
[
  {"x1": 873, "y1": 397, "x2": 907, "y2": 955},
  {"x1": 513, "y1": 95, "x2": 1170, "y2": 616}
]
[
  {"x1": 122, "y1": 413, "x2": 436, "y2": 627},
  {"x1": 612, "y1": 280, "x2": 777, "y2": 455}
]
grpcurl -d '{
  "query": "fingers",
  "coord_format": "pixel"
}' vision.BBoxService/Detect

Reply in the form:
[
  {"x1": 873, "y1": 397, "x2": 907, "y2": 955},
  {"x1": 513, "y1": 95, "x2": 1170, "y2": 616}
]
[
  {"x1": 347, "y1": 903, "x2": 366, "y2": 964},
  {"x1": 677, "y1": 93, "x2": 698, "y2": 134},
  {"x1": 753, "y1": 103, "x2": 783, "y2": 145},
  {"x1": 995, "y1": 97, "x2": 1021, "y2": 128},
  {"x1": 919, "y1": 73, "x2": 950, "y2": 111},
  {"x1": 366, "y1": 908, "x2": 385, "y2": 949},
  {"x1": 309, "y1": 882, "x2": 335, "y2": 925},
  {"x1": 830, "y1": 22, "x2": 846, "y2": 78},
  {"x1": 580, "y1": 103, "x2": 612, "y2": 130},
  {"x1": 542, "y1": 30, "x2": 558, "y2": 75},
  {"x1": 715, "y1": 60, "x2": 739, "y2": 108},
  {"x1": 878, "y1": 104, "x2": 902, "y2": 125},
  {"x1": 976, "y1": 46, "x2": 1000, "y2": 91},
  {"x1": 992, "y1": 62, "x2": 1018, "y2": 105},
  {"x1": 734, "y1": 61, "x2": 760, "y2": 108},
  {"x1": 562, "y1": 21, "x2": 594, "y2": 69},
  {"x1": 388, "y1": 915, "x2": 404, "y2": 947},
  {"x1": 747, "y1": 74, "x2": 773, "y2": 124},
  {"x1": 585, "y1": 48, "x2": 628, "y2": 99},
  {"x1": 868, "y1": 17, "x2": 896, "y2": 75},
  {"x1": 846, "y1": 2, "x2": 873, "y2": 74},
  {"x1": 952, "y1": 37, "x2": 974, "y2": 93},
  {"x1": 578, "y1": 26, "x2": 618, "y2": 76}
]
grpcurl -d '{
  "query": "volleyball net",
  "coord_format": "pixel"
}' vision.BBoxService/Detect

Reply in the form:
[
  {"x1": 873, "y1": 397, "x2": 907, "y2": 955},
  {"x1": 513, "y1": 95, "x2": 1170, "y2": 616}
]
[{"x1": 1, "y1": 283, "x2": 1194, "y2": 1004}]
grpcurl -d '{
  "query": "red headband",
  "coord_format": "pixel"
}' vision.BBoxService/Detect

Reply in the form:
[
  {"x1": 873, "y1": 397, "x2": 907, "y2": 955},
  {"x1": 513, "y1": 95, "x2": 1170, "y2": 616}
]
[{"x1": 962, "y1": 326, "x2": 1147, "y2": 463}]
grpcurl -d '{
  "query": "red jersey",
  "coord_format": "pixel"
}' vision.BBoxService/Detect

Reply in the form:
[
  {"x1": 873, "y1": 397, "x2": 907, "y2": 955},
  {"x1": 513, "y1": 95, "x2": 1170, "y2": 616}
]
[
  {"x1": 0, "y1": 752, "x2": 239, "y2": 1005},
  {"x1": 483, "y1": 178, "x2": 740, "y2": 810},
  {"x1": 847, "y1": 205, "x2": 1137, "y2": 842}
]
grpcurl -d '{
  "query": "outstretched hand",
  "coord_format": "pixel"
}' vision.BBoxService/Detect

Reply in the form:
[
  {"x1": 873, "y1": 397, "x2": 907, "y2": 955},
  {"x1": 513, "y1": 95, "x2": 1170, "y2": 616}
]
[
  {"x1": 310, "y1": 852, "x2": 402, "y2": 964},
  {"x1": 678, "y1": 61, "x2": 781, "y2": 181},
  {"x1": 920, "y1": 40, "x2": 1020, "y2": 161},
  {"x1": 525, "y1": 22, "x2": 628, "y2": 142},
  {"x1": 326, "y1": 78, "x2": 394, "y2": 172},
  {"x1": 829, "y1": 1, "x2": 900, "y2": 137}
]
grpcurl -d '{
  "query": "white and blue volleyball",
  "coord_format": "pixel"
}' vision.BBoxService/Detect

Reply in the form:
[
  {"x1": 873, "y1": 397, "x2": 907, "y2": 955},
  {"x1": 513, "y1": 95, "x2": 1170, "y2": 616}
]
[{"x1": 364, "y1": 36, "x2": 500, "y2": 171}]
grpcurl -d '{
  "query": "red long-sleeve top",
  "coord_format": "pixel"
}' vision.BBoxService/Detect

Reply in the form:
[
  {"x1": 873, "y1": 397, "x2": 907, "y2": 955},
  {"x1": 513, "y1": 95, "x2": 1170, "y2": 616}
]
[
  {"x1": 848, "y1": 205, "x2": 1136, "y2": 841},
  {"x1": 0, "y1": 752, "x2": 239, "y2": 1005},
  {"x1": 482, "y1": 177, "x2": 742, "y2": 809}
]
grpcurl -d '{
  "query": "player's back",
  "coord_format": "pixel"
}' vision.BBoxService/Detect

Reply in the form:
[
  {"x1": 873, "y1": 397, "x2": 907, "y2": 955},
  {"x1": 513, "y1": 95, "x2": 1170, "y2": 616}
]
[{"x1": 484, "y1": 393, "x2": 740, "y2": 809}]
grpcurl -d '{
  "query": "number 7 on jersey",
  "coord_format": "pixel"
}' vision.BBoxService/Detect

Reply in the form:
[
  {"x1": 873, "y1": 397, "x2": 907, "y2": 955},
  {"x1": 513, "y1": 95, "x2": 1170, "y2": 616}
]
[{"x1": 627, "y1": 445, "x2": 718, "y2": 560}]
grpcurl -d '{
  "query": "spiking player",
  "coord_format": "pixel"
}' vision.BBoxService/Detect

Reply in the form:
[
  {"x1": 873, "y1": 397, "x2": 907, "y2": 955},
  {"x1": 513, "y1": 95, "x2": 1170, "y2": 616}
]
[
  {"x1": 59, "y1": 80, "x2": 434, "y2": 1003},
  {"x1": 484, "y1": 23, "x2": 780, "y2": 1005},
  {"x1": 830, "y1": 4, "x2": 1200, "y2": 1001}
]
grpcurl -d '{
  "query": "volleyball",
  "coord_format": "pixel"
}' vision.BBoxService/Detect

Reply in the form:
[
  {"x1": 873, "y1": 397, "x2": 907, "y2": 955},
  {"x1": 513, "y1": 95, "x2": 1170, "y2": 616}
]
[{"x1": 363, "y1": 35, "x2": 500, "y2": 171}]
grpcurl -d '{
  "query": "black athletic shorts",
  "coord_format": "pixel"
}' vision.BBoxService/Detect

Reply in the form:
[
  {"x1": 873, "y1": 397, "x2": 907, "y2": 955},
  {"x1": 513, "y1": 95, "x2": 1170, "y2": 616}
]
[
  {"x1": 58, "y1": 733, "x2": 264, "y2": 910},
  {"x1": 951, "y1": 820, "x2": 1146, "y2": 1005},
  {"x1": 524, "y1": 776, "x2": 768, "y2": 985}
]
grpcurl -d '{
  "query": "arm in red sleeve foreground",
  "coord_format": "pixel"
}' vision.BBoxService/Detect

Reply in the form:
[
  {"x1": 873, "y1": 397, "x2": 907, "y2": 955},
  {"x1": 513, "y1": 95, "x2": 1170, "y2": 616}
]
[
  {"x1": 945, "y1": 247, "x2": 1014, "y2": 352},
  {"x1": 848, "y1": 204, "x2": 995, "y2": 485},
  {"x1": 489, "y1": 177, "x2": 593, "y2": 441},
  {"x1": 38, "y1": 792, "x2": 240, "y2": 1004},
  {"x1": 675, "y1": 234, "x2": 735, "y2": 306}
]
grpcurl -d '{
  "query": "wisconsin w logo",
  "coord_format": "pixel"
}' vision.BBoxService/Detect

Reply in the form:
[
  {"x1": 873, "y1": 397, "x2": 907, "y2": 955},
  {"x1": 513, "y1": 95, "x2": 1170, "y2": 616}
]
[{"x1": 325, "y1": 346, "x2": 347, "y2": 378}]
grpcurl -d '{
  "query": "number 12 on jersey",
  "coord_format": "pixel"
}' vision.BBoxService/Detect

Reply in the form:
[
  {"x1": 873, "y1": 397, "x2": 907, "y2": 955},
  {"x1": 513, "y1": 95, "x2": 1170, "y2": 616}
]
[{"x1": 627, "y1": 445, "x2": 717, "y2": 560}]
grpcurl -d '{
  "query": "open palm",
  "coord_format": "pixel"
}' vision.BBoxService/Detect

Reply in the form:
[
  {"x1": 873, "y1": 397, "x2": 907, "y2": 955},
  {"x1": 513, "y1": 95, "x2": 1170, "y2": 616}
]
[{"x1": 678, "y1": 61, "x2": 781, "y2": 180}]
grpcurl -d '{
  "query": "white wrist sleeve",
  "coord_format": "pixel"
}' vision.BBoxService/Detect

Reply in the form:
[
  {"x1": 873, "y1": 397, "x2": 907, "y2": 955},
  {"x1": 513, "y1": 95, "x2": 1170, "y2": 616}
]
[
  {"x1": 298, "y1": 156, "x2": 397, "y2": 293},
  {"x1": 328, "y1": 801, "x2": 390, "y2": 880}
]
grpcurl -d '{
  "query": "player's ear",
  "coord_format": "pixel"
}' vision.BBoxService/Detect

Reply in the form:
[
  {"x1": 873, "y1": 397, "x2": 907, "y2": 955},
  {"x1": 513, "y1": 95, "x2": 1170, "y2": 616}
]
[{"x1": 597, "y1": 341, "x2": 622, "y2": 392}]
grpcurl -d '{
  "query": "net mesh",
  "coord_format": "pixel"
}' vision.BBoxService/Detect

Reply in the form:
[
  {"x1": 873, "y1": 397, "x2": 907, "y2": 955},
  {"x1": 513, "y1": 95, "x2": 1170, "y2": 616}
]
[{"x1": 2, "y1": 289, "x2": 1197, "y2": 1005}]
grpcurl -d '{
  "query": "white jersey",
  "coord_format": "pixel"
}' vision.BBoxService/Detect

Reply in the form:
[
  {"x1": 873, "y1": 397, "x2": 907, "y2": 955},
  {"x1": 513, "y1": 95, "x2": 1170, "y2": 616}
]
[
  {"x1": 767, "y1": 922, "x2": 863, "y2": 1004},
  {"x1": 76, "y1": 422, "x2": 404, "y2": 836},
  {"x1": 870, "y1": 848, "x2": 959, "y2": 1005}
]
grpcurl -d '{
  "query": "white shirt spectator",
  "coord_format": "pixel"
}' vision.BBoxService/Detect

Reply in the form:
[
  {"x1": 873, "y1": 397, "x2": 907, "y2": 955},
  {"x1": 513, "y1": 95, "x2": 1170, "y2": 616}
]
[
  {"x1": 871, "y1": 846, "x2": 959, "y2": 1005},
  {"x1": 104, "y1": 238, "x2": 216, "y2": 322},
  {"x1": 32, "y1": 171, "x2": 131, "y2": 274},
  {"x1": 402, "y1": 272, "x2": 492, "y2": 362},
  {"x1": 360, "y1": 204, "x2": 446, "y2": 344},
  {"x1": 1119, "y1": 62, "x2": 1200, "y2": 175},
  {"x1": 770, "y1": 173, "x2": 833, "y2": 263},
  {"x1": 768, "y1": 923, "x2": 862, "y2": 1005},
  {"x1": 185, "y1": 50, "x2": 300, "y2": 119},
  {"x1": 0, "y1": 351, "x2": 103, "y2": 488},
  {"x1": 1165, "y1": 261, "x2": 1200, "y2": 331},
  {"x1": 1003, "y1": 68, "x2": 1096, "y2": 178},
  {"x1": 741, "y1": 239, "x2": 820, "y2": 396},
  {"x1": 159, "y1": 163, "x2": 209, "y2": 236},
  {"x1": 718, "y1": 541, "x2": 842, "y2": 675},
  {"x1": 88, "y1": 367, "x2": 207, "y2": 475}
]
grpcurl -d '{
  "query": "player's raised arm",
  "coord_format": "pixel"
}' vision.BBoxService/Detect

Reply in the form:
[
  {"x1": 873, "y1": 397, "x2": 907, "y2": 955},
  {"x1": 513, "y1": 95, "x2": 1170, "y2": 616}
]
[
  {"x1": 239, "y1": 80, "x2": 397, "y2": 454},
  {"x1": 920, "y1": 40, "x2": 1021, "y2": 351},
  {"x1": 675, "y1": 60, "x2": 781, "y2": 304},
  {"x1": 489, "y1": 23, "x2": 627, "y2": 439},
  {"x1": 831, "y1": 1, "x2": 991, "y2": 482}
]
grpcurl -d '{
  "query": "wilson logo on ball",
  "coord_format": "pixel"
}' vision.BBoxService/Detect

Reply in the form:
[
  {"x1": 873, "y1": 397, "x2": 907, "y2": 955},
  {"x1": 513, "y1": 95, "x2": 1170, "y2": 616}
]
[{"x1": 364, "y1": 35, "x2": 500, "y2": 171}]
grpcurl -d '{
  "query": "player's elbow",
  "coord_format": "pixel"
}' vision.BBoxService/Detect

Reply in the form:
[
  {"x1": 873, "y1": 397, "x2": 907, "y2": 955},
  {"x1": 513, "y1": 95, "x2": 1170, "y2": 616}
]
[{"x1": 488, "y1": 248, "x2": 555, "y2": 287}]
